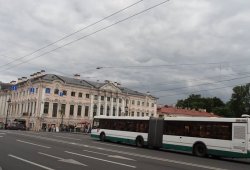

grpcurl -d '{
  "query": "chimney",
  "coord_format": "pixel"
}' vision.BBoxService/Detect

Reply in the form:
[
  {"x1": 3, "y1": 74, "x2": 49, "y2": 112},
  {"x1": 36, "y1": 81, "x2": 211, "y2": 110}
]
[
  {"x1": 74, "y1": 74, "x2": 80, "y2": 79},
  {"x1": 41, "y1": 70, "x2": 45, "y2": 75},
  {"x1": 22, "y1": 77, "x2": 27, "y2": 81},
  {"x1": 10, "y1": 80, "x2": 16, "y2": 85},
  {"x1": 104, "y1": 80, "x2": 110, "y2": 83},
  {"x1": 17, "y1": 78, "x2": 22, "y2": 83}
]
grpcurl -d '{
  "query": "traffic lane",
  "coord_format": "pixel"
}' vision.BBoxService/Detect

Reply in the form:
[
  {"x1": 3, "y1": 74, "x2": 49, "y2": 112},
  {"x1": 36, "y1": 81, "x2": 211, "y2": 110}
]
[
  {"x1": 1, "y1": 131, "x2": 209, "y2": 170},
  {"x1": 1, "y1": 132, "x2": 138, "y2": 170},
  {"x1": 4, "y1": 131, "x2": 250, "y2": 170}
]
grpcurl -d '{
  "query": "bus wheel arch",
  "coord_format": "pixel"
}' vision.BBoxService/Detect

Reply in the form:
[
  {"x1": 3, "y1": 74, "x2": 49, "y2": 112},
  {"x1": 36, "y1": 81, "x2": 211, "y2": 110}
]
[
  {"x1": 135, "y1": 136, "x2": 144, "y2": 147},
  {"x1": 193, "y1": 142, "x2": 207, "y2": 157},
  {"x1": 100, "y1": 132, "x2": 106, "y2": 142}
]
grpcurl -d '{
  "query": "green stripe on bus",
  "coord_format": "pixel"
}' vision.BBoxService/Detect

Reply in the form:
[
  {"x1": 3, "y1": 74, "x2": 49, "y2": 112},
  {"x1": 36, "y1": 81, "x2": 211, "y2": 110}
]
[{"x1": 162, "y1": 143, "x2": 250, "y2": 158}]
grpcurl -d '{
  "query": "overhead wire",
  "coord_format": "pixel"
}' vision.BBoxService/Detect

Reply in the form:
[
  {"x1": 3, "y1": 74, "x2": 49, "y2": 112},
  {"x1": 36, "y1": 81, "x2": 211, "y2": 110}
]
[{"x1": 0, "y1": 0, "x2": 170, "y2": 73}]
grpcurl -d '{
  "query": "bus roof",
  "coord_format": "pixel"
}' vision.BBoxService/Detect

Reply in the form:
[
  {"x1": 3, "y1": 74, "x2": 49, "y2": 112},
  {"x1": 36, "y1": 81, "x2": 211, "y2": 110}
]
[{"x1": 93, "y1": 116, "x2": 249, "y2": 123}]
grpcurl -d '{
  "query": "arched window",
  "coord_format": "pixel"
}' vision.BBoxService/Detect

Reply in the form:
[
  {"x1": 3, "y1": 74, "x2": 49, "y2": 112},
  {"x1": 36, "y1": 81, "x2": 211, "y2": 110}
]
[
  {"x1": 93, "y1": 104, "x2": 97, "y2": 117},
  {"x1": 107, "y1": 106, "x2": 110, "y2": 116},
  {"x1": 100, "y1": 105, "x2": 104, "y2": 115},
  {"x1": 118, "y1": 107, "x2": 121, "y2": 116},
  {"x1": 113, "y1": 107, "x2": 116, "y2": 116},
  {"x1": 54, "y1": 89, "x2": 59, "y2": 95}
]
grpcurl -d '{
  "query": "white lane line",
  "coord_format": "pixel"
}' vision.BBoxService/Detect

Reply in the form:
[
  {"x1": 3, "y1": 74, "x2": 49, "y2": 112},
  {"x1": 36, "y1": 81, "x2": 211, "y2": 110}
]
[
  {"x1": 8, "y1": 154, "x2": 55, "y2": 170},
  {"x1": 38, "y1": 152, "x2": 87, "y2": 166},
  {"x1": 6, "y1": 132, "x2": 227, "y2": 170},
  {"x1": 52, "y1": 135, "x2": 81, "y2": 141},
  {"x1": 65, "y1": 151, "x2": 136, "y2": 168},
  {"x1": 17, "y1": 139, "x2": 51, "y2": 149},
  {"x1": 93, "y1": 141, "x2": 136, "y2": 149},
  {"x1": 0, "y1": 133, "x2": 6, "y2": 135},
  {"x1": 0, "y1": 136, "x2": 3, "y2": 138},
  {"x1": 83, "y1": 150, "x2": 136, "y2": 161},
  {"x1": 93, "y1": 147, "x2": 228, "y2": 170}
]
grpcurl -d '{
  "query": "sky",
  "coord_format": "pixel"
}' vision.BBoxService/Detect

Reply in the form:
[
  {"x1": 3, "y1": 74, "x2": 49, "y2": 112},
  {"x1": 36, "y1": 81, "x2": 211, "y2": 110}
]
[{"x1": 0, "y1": 0, "x2": 250, "y2": 105}]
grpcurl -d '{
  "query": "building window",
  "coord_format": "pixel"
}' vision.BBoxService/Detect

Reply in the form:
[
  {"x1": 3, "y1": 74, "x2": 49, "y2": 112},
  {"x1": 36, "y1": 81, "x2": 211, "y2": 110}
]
[
  {"x1": 54, "y1": 89, "x2": 59, "y2": 95},
  {"x1": 86, "y1": 94, "x2": 89, "y2": 98},
  {"x1": 132, "y1": 100, "x2": 135, "y2": 105},
  {"x1": 146, "y1": 113, "x2": 149, "y2": 116},
  {"x1": 107, "y1": 106, "x2": 110, "y2": 116},
  {"x1": 36, "y1": 88, "x2": 38, "y2": 93},
  {"x1": 101, "y1": 96, "x2": 104, "y2": 101},
  {"x1": 85, "y1": 106, "x2": 89, "y2": 117},
  {"x1": 63, "y1": 90, "x2": 67, "y2": 96},
  {"x1": 142, "y1": 112, "x2": 144, "y2": 117},
  {"x1": 142, "y1": 102, "x2": 144, "y2": 106},
  {"x1": 107, "y1": 97, "x2": 110, "y2": 101},
  {"x1": 119, "y1": 98, "x2": 122, "y2": 103},
  {"x1": 77, "y1": 105, "x2": 82, "y2": 116},
  {"x1": 151, "y1": 103, "x2": 154, "y2": 107},
  {"x1": 52, "y1": 103, "x2": 58, "y2": 117},
  {"x1": 70, "y1": 105, "x2": 74, "y2": 116},
  {"x1": 100, "y1": 105, "x2": 104, "y2": 115},
  {"x1": 113, "y1": 107, "x2": 116, "y2": 116},
  {"x1": 118, "y1": 107, "x2": 121, "y2": 116},
  {"x1": 71, "y1": 92, "x2": 75, "y2": 97},
  {"x1": 131, "y1": 111, "x2": 135, "y2": 117},
  {"x1": 78, "y1": 92, "x2": 82, "y2": 98},
  {"x1": 94, "y1": 95, "x2": 98, "y2": 100},
  {"x1": 137, "y1": 101, "x2": 140, "y2": 106},
  {"x1": 147, "y1": 102, "x2": 149, "y2": 107},
  {"x1": 137, "y1": 112, "x2": 140, "y2": 117},
  {"x1": 61, "y1": 104, "x2": 66, "y2": 115},
  {"x1": 93, "y1": 104, "x2": 97, "y2": 117},
  {"x1": 43, "y1": 102, "x2": 49, "y2": 114},
  {"x1": 113, "y1": 98, "x2": 116, "y2": 102}
]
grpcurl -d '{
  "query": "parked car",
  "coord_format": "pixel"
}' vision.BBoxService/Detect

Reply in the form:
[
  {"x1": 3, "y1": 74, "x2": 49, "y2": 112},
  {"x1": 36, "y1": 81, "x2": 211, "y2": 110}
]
[{"x1": 6, "y1": 123, "x2": 26, "y2": 130}]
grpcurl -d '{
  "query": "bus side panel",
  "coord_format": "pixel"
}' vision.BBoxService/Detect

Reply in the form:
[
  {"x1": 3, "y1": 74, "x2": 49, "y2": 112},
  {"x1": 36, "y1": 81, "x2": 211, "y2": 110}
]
[{"x1": 162, "y1": 135, "x2": 250, "y2": 158}]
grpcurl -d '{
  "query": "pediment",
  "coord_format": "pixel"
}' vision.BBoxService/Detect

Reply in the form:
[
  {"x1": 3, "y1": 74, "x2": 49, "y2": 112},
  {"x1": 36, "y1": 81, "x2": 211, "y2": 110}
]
[{"x1": 100, "y1": 83, "x2": 121, "y2": 93}]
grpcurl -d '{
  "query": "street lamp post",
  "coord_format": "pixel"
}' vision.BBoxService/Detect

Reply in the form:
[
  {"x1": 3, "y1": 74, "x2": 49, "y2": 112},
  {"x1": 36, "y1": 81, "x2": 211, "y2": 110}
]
[{"x1": 5, "y1": 98, "x2": 11, "y2": 129}]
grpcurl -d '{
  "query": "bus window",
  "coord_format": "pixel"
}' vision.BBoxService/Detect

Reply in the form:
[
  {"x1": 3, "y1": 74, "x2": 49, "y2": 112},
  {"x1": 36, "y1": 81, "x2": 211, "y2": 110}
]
[{"x1": 93, "y1": 119, "x2": 100, "y2": 129}]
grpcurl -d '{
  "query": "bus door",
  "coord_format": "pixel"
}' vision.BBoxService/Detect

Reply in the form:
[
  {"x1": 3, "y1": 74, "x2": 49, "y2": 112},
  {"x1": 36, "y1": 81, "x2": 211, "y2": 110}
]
[
  {"x1": 148, "y1": 117, "x2": 164, "y2": 148},
  {"x1": 232, "y1": 123, "x2": 247, "y2": 153}
]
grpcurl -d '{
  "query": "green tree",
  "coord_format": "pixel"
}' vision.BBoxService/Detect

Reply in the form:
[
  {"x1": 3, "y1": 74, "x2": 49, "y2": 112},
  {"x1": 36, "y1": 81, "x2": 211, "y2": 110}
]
[{"x1": 229, "y1": 83, "x2": 250, "y2": 117}]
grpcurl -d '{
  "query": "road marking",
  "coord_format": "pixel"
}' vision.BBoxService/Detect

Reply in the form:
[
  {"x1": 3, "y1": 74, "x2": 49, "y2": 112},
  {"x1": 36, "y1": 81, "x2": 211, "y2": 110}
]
[
  {"x1": 17, "y1": 139, "x2": 51, "y2": 148},
  {"x1": 6, "y1": 132, "x2": 228, "y2": 170},
  {"x1": 0, "y1": 136, "x2": 3, "y2": 138},
  {"x1": 38, "y1": 152, "x2": 87, "y2": 166},
  {"x1": 93, "y1": 141, "x2": 136, "y2": 149},
  {"x1": 0, "y1": 133, "x2": 6, "y2": 135},
  {"x1": 52, "y1": 135, "x2": 81, "y2": 141},
  {"x1": 65, "y1": 151, "x2": 136, "y2": 168},
  {"x1": 93, "y1": 147, "x2": 228, "y2": 170},
  {"x1": 83, "y1": 149, "x2": 136, "y2": 161},
  {"x1": 8, "y1": 154, "x2": 55, "y2": 170}
]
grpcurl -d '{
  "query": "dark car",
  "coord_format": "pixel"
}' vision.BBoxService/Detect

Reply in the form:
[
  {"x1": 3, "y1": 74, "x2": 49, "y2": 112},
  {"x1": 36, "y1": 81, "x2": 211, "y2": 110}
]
[{"x1": 6, "y1": 123, "x2": 26, "y2": 130}]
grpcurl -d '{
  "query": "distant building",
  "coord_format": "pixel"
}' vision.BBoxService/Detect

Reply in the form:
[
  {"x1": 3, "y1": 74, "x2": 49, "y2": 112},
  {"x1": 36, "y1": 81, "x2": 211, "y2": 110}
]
[
  {"x1": 0, "y1": 71, "x2": 157, "y2": 131},
  {"x1": 157, "y1": 105, "x2": 217, "y2": 118}
]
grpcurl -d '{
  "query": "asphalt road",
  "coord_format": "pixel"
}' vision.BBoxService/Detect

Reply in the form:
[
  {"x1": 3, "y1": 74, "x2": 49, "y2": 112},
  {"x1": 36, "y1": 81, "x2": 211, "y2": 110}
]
[{"x1": 0, "y1": 130, "x2": 249, "y2": 170}]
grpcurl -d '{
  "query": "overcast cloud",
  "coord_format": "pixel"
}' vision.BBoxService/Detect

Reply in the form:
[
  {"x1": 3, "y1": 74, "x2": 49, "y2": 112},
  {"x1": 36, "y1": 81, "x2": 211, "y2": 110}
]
[{"x1": 0, "y1": 0, "x2": 250, "y2": 105}]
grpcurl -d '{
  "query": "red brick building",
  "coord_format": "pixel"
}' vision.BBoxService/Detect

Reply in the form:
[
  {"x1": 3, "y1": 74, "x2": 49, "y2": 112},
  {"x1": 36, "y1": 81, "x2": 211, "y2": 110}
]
[{"x1": 157, "y1": 105, "x2": 217, "y2": 117}]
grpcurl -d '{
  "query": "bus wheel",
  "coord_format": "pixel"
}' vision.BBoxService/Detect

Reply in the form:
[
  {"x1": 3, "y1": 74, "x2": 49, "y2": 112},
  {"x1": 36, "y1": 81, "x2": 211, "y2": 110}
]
[
  {"x1": 100, "y1": 133, "x2": 106, "y2": 142},
  {"x1": 193, "y1": 143, "x2": 207, "y2": 157},
  {"x1": 135, "y1": 136, "x2": 144, "y2": 147}
]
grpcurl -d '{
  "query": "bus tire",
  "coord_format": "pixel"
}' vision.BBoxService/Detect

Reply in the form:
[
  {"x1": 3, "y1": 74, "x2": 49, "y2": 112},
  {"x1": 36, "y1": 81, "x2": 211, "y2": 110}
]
[
  {"x1": 193, "y1": 142, "x2": 207, "y2": 157},
  {"x1": 135, "y1": 136, "x2": 144, "y2": 147},
  {"x1": 100, "y1": 132, "x2": 106, "y2": 142}
]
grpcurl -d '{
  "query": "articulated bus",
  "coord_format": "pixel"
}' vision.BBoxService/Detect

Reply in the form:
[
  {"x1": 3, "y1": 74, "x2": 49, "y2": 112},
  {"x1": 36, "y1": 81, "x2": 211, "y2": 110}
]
[{"x1": 91, "y1": 116, "x2": 250, "y2": 158}]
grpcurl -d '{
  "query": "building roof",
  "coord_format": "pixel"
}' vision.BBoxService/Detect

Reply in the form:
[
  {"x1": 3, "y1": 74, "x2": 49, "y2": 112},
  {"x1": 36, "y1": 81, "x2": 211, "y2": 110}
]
[
  {"x1": 23, "y1": 74, "x2": 155, "y2": 98},
  {"x1": 0, "y1": 82, "x2": 11, "y2": 91},
  {"x1": 158, "y1": 105, "x2": 217, "y2": 117}
]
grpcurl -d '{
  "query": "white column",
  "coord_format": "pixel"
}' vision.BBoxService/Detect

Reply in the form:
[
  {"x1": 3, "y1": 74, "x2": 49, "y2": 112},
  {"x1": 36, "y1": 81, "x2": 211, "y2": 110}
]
[
  {"x1": 116, "y1": 98, "x2": 119, "y2": 117},
  {"x1": 110, "y1": 97, "x2": 113, "y2": 116},
  {"x1": 104, "y1": 96, "x2": 107, "y2": 116},
  {"x1": 89, "y1": 94, "x2": 94, "y2": 118},
  {"x1": 97, "y1": 96, "x2": 101, "y2": 116},
  {"x1": 122, "y1": 99, "x2": 125, "y2": 115}
]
